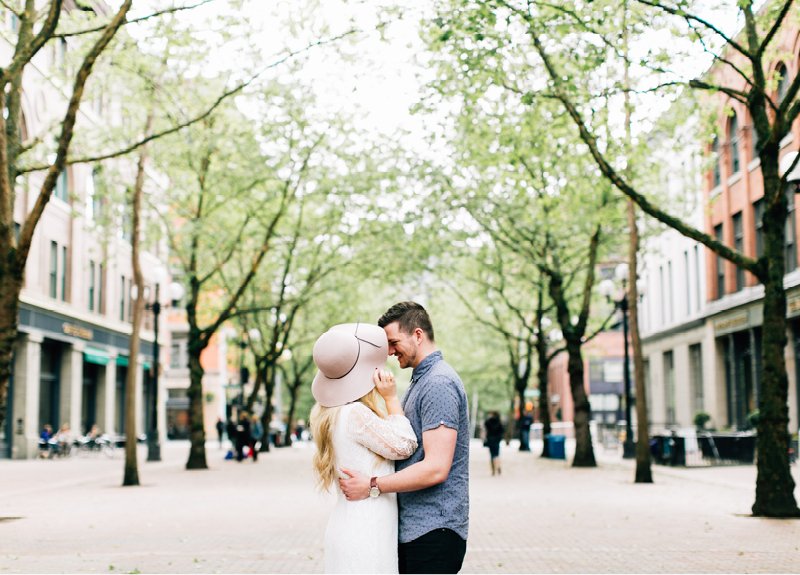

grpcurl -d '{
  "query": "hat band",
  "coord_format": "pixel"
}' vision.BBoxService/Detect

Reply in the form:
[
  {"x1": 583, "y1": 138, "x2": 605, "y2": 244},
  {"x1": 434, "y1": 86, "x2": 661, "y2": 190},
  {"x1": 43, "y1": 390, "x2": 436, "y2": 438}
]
[{"x1": 327, "y1": 340, "x2": 361, "y2": 380}]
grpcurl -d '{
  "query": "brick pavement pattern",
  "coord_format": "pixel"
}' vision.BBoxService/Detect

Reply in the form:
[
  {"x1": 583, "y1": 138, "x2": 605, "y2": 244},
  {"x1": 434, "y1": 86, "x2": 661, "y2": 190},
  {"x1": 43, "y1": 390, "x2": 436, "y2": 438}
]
[{"x1": 1, "y1": 439, "x2": 799, "y2": 573}]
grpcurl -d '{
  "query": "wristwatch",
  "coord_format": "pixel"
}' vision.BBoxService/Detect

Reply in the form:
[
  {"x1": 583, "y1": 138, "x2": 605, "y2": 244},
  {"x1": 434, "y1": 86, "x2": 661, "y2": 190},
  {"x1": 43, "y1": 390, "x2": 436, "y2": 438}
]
[{"x1": 369, "y1": 476, "x2": 381, "y2": 498}]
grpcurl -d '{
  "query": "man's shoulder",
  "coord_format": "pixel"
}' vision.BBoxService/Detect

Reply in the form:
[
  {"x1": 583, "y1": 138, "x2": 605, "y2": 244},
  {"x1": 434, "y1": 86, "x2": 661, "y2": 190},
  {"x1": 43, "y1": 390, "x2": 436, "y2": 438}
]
[{"x1": 418, "y1": 362, "x2": 467, "y2": 401}]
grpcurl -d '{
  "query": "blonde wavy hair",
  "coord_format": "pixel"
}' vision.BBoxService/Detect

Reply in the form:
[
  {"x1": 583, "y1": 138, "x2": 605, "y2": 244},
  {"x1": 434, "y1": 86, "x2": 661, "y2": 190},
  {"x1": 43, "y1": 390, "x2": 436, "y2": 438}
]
[{"x1": 310, "y1": 387, "x2": 387, "y2": 493}]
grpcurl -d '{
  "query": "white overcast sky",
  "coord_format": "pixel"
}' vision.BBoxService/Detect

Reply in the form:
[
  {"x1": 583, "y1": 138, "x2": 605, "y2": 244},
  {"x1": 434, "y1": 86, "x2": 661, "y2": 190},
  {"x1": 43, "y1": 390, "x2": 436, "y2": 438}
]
[{"x1": 118, "y1": 0, "x2": 753, "y2": 150}]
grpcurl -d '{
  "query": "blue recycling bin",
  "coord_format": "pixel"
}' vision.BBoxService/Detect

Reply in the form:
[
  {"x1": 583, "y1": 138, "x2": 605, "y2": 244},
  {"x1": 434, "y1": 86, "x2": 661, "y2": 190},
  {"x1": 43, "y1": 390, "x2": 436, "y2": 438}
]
[{"x1": 548, "y1": 435, "x2": 566, "y2": 460}]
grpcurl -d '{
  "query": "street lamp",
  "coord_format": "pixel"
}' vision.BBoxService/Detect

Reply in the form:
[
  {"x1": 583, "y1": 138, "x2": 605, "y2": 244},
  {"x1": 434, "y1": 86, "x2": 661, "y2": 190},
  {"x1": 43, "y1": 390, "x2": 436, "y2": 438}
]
[
  {"x1": 138, "y1": 268, "x2": 185, "y2": 462},
  {"x1": 598, "y1": 264, "x2": 638, "y2": 459}
]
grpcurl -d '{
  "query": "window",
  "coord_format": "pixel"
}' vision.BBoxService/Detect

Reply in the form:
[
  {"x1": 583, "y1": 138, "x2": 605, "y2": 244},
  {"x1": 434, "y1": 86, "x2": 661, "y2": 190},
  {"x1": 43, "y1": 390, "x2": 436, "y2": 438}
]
[
  {"x1": 98, "y1": 264, "x2": 104, "y2": 314},
  {"x1": 664, "y1": 350, "x2": 676, "y2": 425},
  {"x1": 685, "y1": 251, "x2": 691, "y2": 316},
  {"x1": 733, "y1": 212, "x2": 744, "y2": 291},
  {"x1": 715, "y1": 224, "x2": 725, "y2": 298},
  {"x1": 89, "y1": 262, "x2": 95, "y2": 311},
  {"x1": 777, "y1": 63, "x2": 791, "y2": 103},
  {"x1": 128, "y1": 278, "x2": 132, "y2": 322},
  {"x1": 660, "y1": 265, "x2": 666, "y2": 325},
  {"x1": 712, "y1": 136, "x2": 721, "y2": 188},
  {"x1": 668, "y1": 261, "x2": 674, "y2": 322},
  {"x1": 755, "y1": 199, "x2": 765, "y2": 258},
  {"x1": 689, "y1": 344, "x2": 704, "y2": 414},
  {"x1": 85, "y1": 170, "x2": 100, "y2": 221},
  {"x1": 49, "y1": 241, "x2": 57, "y2": 298},
  {"x1": 54, "y1": 170, "x2": 67, "y2": 202},
  {"x1": 61, "y1": 246, "x2": 67, "y2": 301},
  {"x1": 694, "y1": 245, "x2": 701, "y2": 311},
  {"x1": 120, "y1": 275, "x2": 125, "y2": 321},
  {"x1": 730, "y1": 114, "x2": 740, "y2": 175},
  {"x1": 786, "y1": 186, "x2": 797, "y2": 273}
]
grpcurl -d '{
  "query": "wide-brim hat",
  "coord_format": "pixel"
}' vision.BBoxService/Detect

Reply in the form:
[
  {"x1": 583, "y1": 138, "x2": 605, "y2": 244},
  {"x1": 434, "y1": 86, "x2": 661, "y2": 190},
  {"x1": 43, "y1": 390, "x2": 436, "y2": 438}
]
[{"x1": 311, "y1": 323, "x2": 388, "y2": 408}]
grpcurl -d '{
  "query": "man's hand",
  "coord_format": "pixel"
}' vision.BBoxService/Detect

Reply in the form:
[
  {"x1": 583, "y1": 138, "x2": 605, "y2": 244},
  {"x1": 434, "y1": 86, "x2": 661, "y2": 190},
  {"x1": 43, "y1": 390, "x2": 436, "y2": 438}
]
[{"x1": 339, "y1": 467, "x2": 369, "y2": 501}]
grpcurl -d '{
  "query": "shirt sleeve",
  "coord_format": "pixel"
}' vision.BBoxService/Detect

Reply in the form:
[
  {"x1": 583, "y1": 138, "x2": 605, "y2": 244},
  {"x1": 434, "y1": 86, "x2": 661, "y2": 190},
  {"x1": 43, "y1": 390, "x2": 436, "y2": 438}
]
[
  {"x1": 419, "y1": 376, "x2": 462, "y2": 433},
  {"x1": 346, "y1": 402, "x2": 419, "y2": 461}
]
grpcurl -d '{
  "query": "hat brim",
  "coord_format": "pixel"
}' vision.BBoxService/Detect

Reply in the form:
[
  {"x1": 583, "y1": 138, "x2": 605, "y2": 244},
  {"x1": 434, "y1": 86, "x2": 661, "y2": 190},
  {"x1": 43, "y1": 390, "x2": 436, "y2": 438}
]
[{"x1": 311, "y1": 354, "x2": 387, "y2": 408}]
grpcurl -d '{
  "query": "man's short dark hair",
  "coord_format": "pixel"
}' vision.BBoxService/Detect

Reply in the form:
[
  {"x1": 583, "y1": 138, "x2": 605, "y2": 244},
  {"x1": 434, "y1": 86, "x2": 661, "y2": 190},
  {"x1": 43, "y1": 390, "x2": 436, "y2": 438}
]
[{"x1": 378, "y1": 301, "x2": 435, "y2": 342}]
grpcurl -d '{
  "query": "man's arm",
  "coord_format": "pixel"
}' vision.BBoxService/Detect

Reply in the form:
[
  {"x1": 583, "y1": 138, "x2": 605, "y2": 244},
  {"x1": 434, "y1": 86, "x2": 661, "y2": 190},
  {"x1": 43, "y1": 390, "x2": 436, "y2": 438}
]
[{"x1": 339, "y1": 424, "x2": 457, "y2": 501}]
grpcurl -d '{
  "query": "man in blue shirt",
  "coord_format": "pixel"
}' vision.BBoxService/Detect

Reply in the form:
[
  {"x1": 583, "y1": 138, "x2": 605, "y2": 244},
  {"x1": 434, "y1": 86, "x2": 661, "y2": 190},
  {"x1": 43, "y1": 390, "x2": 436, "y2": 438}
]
[{"x1": 340, "y1": 302, "x2": 470, "y2": 574}]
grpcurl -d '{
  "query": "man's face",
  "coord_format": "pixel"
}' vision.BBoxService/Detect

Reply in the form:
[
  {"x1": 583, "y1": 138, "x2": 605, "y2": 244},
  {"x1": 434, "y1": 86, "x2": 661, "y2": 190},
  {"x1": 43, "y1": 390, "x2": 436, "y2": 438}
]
[{"x1": 383, "y1": 322, "x2": 418, "y2": 369}]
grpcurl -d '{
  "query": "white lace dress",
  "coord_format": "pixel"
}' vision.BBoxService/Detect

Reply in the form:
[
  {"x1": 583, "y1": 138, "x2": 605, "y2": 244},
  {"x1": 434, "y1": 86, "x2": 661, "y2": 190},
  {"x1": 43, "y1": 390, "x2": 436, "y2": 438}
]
[{"x1": 324, "y1": 402, "x2": 418, "y2": 574}]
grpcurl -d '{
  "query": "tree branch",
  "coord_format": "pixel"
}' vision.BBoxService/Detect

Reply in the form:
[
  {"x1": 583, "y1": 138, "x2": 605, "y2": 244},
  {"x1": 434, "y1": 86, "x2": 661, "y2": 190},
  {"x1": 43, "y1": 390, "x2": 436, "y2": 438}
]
[
  {"x1": 518, "y1": 11, "x2": 760, "y2": 276},
  {"x1": 54, "y1": 0, "x2": 217, "y2": 38},
  {"x1": 634, "y1": 0, "x2": 751, "y2": 58},
  {"x1": 18, "y1": 28, "x2": 359, "y2": 173},
  {"x1": 16, "y1": 0, "x2": 131, "y2": 266}
]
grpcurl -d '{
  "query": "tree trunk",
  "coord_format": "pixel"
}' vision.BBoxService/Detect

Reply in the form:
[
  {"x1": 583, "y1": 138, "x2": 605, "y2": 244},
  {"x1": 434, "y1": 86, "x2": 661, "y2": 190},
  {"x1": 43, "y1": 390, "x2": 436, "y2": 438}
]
[
  {"x1": 260, "y1": 365, "x2": 275, "y2": 452},
  {"x1": 186, "y1": 340, "x2": 208, "y2": 469},
  {"x1": 537, "y1": 351, "x2": 552, "y2": 458},
  {"x1": 123, "y1": 181, "x2": 145, "y2": 486},
  {"x1": 284, "y1": 383, "x2": 300, "y2": 447},
  {"x1": 627, "y1": 200, "x2": 652, "y2": 483},
  {"x1": 567, "y1": 339, "x2": 595, "y2": 467},
  {"x1": 122, "y1": 112, "x2": 154, "y2": 486},
  {"x1": 0, "y1": 273, "x2": 23, "y2": 437},
  {"x1": 752, "y1": 177, "x2": 799, "y2": 516}
]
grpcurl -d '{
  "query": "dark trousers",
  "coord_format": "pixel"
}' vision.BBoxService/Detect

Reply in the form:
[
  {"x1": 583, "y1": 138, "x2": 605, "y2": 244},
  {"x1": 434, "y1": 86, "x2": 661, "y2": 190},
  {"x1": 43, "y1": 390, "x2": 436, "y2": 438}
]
[
  {"x1": 249, "y1": 439, "x2": 258, "y2": 461},
  {"x1": 399, "y1": 528, "x2": 467, "y2": 574}
]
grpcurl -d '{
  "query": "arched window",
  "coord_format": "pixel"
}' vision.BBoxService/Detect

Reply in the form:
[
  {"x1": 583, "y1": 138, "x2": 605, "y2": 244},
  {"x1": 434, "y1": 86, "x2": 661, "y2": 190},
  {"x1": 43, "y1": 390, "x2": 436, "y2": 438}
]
[
  {"x1": 730, "y1": 114, "x2": 740, "y2": 174},
  {"x1": 712, "y1": 136, "x2": 721, "y2": 188},
  {"x1": 777, "y1": 63, "x2": 791, "y2": 103}
]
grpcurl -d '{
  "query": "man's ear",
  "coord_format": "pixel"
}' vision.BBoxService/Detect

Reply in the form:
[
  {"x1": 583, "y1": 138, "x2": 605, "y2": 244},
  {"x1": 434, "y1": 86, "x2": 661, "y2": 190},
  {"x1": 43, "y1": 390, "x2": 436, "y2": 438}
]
[{"x1": 414, "y1": 328, "x2": 424, "y2": 344}]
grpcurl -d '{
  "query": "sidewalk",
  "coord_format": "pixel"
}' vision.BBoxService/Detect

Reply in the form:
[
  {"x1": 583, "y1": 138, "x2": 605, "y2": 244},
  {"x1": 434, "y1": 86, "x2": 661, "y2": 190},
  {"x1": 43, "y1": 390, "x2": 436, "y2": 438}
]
[{"x1": 0, "y1": 438, "x2": 798, "y2": 573}]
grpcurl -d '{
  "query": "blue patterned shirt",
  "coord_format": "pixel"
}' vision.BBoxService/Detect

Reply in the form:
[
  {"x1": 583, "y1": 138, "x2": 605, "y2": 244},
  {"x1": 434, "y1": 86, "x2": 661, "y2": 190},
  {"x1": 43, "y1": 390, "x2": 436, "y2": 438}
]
[{"x1": 396, "y1": 351, "x2": 470, "y2": 543}]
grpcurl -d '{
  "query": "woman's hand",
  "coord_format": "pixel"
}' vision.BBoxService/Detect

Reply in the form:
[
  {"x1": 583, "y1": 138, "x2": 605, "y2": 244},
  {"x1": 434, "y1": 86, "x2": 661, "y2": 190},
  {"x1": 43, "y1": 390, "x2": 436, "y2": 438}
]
[
  {"x1": 374, "y1": 369, "x2": 397, "y2": 400},
  {"x1": 374, "y1": 369, "x2": 403, "y2": 416}
]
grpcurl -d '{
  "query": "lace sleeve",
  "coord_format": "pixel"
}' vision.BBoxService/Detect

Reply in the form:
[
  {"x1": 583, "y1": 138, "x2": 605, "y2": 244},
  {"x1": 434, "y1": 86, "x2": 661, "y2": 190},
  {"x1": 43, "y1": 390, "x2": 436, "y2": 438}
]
[{"x1": 346, "y1": 403, "x2": 418, "y2": 461}]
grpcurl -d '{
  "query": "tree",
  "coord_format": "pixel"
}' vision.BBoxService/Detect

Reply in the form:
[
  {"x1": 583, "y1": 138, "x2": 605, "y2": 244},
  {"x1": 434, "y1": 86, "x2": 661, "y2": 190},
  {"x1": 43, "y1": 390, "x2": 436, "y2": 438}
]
[
  {"x1": 421, "y1": 77, "x2": 624, "y2": 464},
  {"x1": 449, "y1": 246, "x2": 543, "y2": 448},
  {"x1": 431, "y1": 0, "x2": 799, "y2": 516},
  {"x1": 0, "y1": 0, "x2": 135, "y2": 441},
  {"x1": 154, "y1": 99, "x2": 308, "y2": 469}
]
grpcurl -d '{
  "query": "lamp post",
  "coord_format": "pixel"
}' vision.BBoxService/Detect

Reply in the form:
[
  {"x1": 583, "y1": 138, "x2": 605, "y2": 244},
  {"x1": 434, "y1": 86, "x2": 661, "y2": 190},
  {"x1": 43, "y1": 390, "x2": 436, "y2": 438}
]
[
  {"x1": 599, "y1": 264, "x2": 644, "y2": 459},
  {"x1": 143, "y1": 273, "x2": 185, "y2": 462}
]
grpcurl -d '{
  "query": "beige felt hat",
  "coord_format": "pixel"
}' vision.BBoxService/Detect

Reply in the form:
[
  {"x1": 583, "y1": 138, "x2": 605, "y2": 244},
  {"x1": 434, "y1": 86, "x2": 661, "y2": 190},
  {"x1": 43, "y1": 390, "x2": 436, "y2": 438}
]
[{"x1": 311, "y1": 323, "x2": 388, "y2": 408}]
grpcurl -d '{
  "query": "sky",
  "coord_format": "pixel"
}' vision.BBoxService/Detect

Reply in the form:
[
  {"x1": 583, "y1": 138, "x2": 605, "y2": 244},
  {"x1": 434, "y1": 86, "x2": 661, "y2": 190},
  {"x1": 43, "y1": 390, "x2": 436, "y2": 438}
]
[{"x1": 117, "y1": 0, "x2": 755, "y2": 145}]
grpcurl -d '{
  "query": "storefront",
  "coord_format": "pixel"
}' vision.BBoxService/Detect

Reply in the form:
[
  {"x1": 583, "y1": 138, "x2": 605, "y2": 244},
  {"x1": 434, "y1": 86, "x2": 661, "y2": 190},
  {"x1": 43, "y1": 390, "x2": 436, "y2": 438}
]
[{"x1": 3, "y1": 304, "x2": 158, "y2": 459}]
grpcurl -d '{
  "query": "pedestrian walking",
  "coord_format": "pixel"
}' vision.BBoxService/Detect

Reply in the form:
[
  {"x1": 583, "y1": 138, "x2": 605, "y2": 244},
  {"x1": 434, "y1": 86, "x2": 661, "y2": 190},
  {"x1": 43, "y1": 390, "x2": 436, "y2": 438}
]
[
  {"x1": 484, "y1": 411, "x2": 504, "y2": 475},
  {"x1": 519, "y1": 410, "x2": 533, "y2": 452},
  {"x1": 235, "y1": 412, "x2": 250, "y2": 462},
  {"x1": 216, "y1": 418, "x2": 224, "y2": 449},
  {"x1": 250, "y1": 414, "x2": 263, "y2": 462}
]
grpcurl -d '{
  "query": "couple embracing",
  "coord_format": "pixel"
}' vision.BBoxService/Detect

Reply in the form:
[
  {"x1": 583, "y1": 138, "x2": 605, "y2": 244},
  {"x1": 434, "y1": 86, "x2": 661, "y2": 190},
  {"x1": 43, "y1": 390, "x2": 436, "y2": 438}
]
[{"x1": 310, "y1": 302, "x2": 470, "y2": 574}]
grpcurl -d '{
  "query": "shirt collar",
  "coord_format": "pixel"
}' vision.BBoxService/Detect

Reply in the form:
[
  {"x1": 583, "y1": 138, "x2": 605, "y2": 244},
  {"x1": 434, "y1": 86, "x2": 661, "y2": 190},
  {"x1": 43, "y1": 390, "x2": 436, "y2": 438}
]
[{"x1": 412, "y1": 350, "x2": 442, "y2": 381}]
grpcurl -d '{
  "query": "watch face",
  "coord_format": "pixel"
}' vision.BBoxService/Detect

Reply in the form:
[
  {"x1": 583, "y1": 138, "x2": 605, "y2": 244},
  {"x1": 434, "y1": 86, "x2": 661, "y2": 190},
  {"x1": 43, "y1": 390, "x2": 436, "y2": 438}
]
[{"x1": 369, "y1": 487, "x2": 380, "y2": 498}]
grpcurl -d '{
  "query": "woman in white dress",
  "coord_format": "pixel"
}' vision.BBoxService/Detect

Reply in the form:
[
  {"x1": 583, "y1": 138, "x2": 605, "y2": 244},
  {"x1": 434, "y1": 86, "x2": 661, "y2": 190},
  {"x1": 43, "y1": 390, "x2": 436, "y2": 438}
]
[{"x1": 309, "y1": 323, "x2": 418, "y2": 574}]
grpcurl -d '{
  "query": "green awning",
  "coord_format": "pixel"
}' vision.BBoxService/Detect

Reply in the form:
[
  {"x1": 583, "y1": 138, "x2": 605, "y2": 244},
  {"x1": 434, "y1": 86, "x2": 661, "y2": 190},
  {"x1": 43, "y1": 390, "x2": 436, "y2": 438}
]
[
  {"x1": 143, "y1": 361, "x2": 152, "y2": 371},
  {"x1": 84, "y1": 346, "x2": 110, "y2": 366},
  {"x1": 116, "y1": 355, "x2": 129, "y2": 367}
]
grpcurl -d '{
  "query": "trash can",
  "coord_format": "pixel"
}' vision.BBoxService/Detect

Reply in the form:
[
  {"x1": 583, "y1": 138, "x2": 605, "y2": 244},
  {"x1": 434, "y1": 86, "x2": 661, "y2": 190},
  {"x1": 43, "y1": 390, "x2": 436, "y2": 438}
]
[{"x1": 549, "y1": 435, "x2": 566, "y2": 460}]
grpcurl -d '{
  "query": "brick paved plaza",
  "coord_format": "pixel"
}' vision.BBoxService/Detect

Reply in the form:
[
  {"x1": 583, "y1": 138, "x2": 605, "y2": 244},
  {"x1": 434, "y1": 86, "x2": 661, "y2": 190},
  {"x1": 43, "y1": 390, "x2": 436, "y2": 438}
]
[{"x1": 1, "y1": 439, "x2": 799, "y2": 574}]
